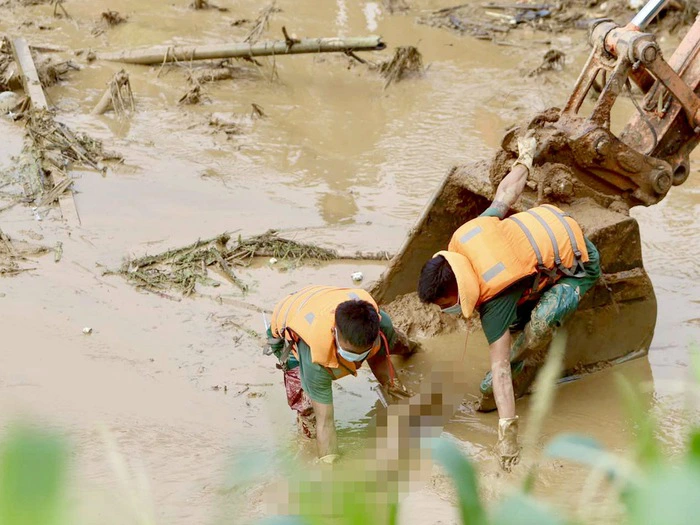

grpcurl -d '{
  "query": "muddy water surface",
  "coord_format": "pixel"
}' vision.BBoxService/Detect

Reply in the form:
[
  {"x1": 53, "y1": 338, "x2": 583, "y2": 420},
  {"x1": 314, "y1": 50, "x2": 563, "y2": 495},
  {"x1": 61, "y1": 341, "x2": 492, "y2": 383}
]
[{"x1": 1, "y1": 0, "x2": 699, "y2": 523}]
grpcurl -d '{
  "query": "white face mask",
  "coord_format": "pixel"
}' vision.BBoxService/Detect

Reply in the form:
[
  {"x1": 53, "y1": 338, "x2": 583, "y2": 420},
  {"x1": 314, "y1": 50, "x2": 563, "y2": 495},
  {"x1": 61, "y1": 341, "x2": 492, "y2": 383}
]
[
  {"x1": 334, "y1": 329, "x2": 372, "y2": 362},
  {"x1": 441, "y1": 301, "x2": 462, "y2": 316}
]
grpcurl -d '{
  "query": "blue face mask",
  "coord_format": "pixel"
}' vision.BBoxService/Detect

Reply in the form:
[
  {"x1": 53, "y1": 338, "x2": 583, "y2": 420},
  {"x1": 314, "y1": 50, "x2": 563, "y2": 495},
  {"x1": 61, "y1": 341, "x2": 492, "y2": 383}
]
[
  {"x1": 335, "y1": 330, "x2": 373, "y2": 362},
  {"x1": 441, "y1": 301, "x2": 462, "y2": 316}
]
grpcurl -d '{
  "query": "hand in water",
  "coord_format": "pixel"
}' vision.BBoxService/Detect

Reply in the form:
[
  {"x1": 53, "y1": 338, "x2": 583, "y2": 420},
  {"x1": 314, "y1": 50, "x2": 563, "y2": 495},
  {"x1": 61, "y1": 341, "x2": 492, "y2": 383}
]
[
  {"x1": 496, "y1": 416, "x2": 521, "y2": 472},
  {"x1": 386, "y1": 379, "x2": 415, "y2": 402}
]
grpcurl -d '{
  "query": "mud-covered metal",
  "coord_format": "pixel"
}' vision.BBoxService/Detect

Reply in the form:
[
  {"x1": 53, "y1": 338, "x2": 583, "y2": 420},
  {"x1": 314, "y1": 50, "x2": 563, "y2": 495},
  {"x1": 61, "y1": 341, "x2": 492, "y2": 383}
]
[{"x1": 501, "y1": 16, "x2": 700, "y2": 209}]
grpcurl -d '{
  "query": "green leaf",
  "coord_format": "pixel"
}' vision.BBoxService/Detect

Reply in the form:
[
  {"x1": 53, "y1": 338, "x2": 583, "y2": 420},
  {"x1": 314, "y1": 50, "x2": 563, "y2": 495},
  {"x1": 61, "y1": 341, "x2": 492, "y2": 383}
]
[
  {"x1": 544, "y1": 434, "x2": 629, "y2": 484},
  {"x1": 0, "y1": 425, "x2": 68, "y2": 525},
  {"x1": 689, "y1": 342, "x2": 700, "y2": 386},
  {"x1": 687, "y1": 430, "x2": 700, "y2": 469},
  {"x1": 625, "y1": 464, "x2": 700, "y2": 525},
  {"x1": 491, "y1": 493, "x2": 565, "y2": 525},
  {"x1": 521, "y1": 467, "x2": 537, "y2": 494},
  {"x1": 432, "y1": 438, "x2": 487, "y2": 525},
  {"x1": 615, "y1": 374, "x2": 661, "y2": 466}
]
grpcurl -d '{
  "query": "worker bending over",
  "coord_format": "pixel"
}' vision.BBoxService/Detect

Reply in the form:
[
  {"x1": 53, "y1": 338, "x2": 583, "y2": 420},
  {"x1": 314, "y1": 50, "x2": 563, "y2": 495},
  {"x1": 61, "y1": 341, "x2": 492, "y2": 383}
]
[
  {"x1": 417, "y1": 134, "x2": 600, "y2": 471},
  {"x1": 267, "y1": 285, "x2": 413, "y2": 464}
]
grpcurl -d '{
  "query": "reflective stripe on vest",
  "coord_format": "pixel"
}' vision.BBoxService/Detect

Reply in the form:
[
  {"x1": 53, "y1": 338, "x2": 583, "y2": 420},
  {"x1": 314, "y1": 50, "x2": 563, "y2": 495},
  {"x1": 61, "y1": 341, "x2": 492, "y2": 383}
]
[
  {"x1": 446, "y1": 205, "x2": 590, "y2": 311},
  {"x1": 507, "y1": 207, "x2": 586, "y2": 279},
  {"x1": 540, "y1": 204, "x2": 586, "y2": 277},
  {"x1": 270, "y1": 286, "x2": 381, "y2": 375},
  {"x1": 454, "y1": 225, "x2": 508, "y2": 285}
]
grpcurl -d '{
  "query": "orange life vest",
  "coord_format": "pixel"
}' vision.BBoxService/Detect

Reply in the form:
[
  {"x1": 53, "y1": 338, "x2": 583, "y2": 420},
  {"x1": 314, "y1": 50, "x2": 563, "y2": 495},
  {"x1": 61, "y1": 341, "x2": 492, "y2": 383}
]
[
  {"x1": 437, "y1": 204, "x2": 589, "y2": 318},
  {"x1": 270, "y1": 285, "x2": 383, "y2": 379}
]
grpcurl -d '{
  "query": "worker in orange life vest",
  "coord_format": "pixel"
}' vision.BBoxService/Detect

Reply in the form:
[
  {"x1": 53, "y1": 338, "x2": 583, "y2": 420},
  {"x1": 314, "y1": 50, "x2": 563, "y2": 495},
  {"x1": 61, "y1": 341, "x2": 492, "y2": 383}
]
[
  {"x1": 417, "y1": 133, "x2": 601, "y2": 471},
  {"x1": 267, "y1": 286, "x2": 415, "y2": 463}
]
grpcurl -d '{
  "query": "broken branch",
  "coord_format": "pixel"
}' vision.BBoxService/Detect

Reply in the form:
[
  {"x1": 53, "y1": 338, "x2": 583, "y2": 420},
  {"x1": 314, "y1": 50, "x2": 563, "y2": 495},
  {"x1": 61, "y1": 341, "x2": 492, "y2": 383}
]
[{"x1": 99, "y1": 36, "x2": 386, "y2": 65}]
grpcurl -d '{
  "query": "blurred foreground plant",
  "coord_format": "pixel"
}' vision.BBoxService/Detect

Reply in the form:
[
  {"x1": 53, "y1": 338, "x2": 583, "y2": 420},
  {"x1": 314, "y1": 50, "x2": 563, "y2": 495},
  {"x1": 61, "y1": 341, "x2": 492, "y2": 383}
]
[
  {"x1": 0, "y1": 425, "x2": 67, "y2": 525},
  {"x1": 258, "y1": 337, "x2": 700, "y2": 525}
]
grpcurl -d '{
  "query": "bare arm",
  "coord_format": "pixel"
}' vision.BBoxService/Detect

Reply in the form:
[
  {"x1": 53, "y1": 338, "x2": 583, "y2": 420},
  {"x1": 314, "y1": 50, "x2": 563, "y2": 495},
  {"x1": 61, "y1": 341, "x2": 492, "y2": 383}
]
[
  {"x1": 489, "y1": 331, "x2": 516, "y2": 419},
  {"x1": 367, "y1": 352, "x2": 394, "y2": 386},
  {"x1": 311, "y1": 400, "x2": 338, "y2": 458},
  {"x1": 491, "y1": 164, "x2": 529, "y2": 215}
]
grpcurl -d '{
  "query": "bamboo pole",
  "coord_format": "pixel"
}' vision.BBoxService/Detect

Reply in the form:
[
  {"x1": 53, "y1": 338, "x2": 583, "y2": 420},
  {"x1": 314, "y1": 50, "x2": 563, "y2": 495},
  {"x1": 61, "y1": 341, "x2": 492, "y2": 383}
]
[
  {"x1": 11, "y1": 37, "x2": 80, "y2": 225},
  {"x1": 98, "y1": 36, "x2": 386, "y2": 65}
]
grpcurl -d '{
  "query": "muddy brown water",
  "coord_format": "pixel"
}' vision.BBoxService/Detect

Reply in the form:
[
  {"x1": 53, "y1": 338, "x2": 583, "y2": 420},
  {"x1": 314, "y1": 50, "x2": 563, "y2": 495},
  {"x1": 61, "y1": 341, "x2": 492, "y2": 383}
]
[{"x1": 0, "y1": 0, "x2": 699, "y2": 523}]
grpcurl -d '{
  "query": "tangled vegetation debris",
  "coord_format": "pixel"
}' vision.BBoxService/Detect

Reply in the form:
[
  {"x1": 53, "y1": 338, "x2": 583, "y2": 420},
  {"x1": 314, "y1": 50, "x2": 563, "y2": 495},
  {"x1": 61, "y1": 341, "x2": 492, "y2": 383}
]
[
  {"x1": 114, "y1": 230, "x2": 391, "y2": 297},
  {"x1": 10, "y1": 110, "x2": 114, "y2": 206},
  {"x1": 244, "y1": 1, "x2": 281, "y2": 44},
  {"x1": 528, "y1": 48, "x2": 565, "y2": 77},
  {"x1": 382, "y1": 0, "x2": 409, "y2": 14},
  {"x1": 92, "y1": 69, "x2": 134, "y2": 116},
  {"x1": 419, "y1": 0, "x2": 697, "y2": 40},
  {"x1": 92, "y1": 10, "x2": 128, "y2": 35},
  {"x1": 0, "y1": 228, "x2": 49, "y2": 276},
  {"x1": 379, "y1": 46, "x2": 424, "y2": 88},
  {"x1": 0, "y1": 36, "x2": 78, "y2": 91}
]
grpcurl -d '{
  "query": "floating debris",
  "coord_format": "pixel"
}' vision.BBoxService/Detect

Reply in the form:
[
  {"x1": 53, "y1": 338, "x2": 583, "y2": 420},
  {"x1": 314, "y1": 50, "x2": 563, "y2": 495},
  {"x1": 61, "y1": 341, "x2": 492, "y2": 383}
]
[
  {"x1": 0, "y1": 228, "x2": 49, "y2": 276},
  {"x1": 528, "y1": 48, "x2": 565, "y2": 77},
  {"x1": 101, "y1": 10, "x2": 127, "y2": 26},
  {"x1": 379, "y1": 46, "x2": 424, "y2": 88},
  {"x1": 113, "y1": 231, "x2": 349, "y2": 297},
  {"x1": 92, "y1": 69, "x2": 135, "y2": 116},
  {"x1": 383, "y1": 0, "x2": 409, "y2": 14},
  {"x1": 178, "y1": 84, "x2": 206, "y2": 105},
  {"x1": 245, "y1": 1, "x2": 281, "y2": 44}
]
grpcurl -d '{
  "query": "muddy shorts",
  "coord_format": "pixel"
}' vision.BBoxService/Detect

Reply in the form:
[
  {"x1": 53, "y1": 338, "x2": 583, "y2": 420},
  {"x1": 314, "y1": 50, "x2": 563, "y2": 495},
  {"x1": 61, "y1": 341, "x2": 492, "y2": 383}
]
[{"x1": 282, "y1": 366, "x2": 316, "y2": 439}]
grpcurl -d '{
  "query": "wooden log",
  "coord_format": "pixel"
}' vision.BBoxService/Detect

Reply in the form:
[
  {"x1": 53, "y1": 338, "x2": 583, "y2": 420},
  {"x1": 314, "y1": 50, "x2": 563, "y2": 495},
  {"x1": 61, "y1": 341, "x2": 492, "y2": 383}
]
[
  {"x1": 11, "y1": 37, "x2": 80, "y2": 225},
  {"x1": 91, "y1": 85, "x2": 113, "y2": 115},
  {"x1": 91, "y1": 70, "x2": 133, "y2": 115},
  {"x1": 98, "y1": 36, "x2": 386, "y2": 65},
  {"x1": 11, "y1": 38, "x2": 48, "y2": 110}
]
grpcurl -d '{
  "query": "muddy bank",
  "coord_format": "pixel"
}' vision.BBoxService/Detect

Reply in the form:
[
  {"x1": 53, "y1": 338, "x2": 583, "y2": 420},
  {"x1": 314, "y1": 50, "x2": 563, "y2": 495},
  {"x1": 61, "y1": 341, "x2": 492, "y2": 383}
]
[{"x1": 382, "y1": 291, "x2": 473, "y2": 338}]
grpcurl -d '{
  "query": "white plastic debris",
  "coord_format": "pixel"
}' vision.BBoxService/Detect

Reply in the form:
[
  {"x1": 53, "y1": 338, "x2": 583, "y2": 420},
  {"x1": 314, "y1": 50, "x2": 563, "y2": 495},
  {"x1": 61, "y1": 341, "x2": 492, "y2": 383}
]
[
  {"x1": 269, "y1": 257, "x2": 278, "y2": 265},
  {"x1": 351, "y1": 271, "x2": 364, "y2": 282},
  {"x1": 82, "y1": 327, "x2": 93, "y2": 335}
]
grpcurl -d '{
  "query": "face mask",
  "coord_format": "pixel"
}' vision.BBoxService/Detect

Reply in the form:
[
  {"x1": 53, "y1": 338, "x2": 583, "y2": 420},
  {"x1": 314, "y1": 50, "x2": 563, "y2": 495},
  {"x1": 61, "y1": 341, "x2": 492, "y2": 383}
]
[
  {"x1": 441, "y1": 301, "x2": 462, "y2": 316},
  {"x1": 335, "y1": 330, "x2": 372, "y2": 362}
]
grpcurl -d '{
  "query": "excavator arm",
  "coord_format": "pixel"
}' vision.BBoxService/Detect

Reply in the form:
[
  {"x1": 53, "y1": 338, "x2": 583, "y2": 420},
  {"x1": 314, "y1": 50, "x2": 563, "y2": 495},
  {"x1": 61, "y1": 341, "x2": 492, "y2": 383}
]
[{"x1": 371, "y1": 0, "x2": 699, "y2": 382}]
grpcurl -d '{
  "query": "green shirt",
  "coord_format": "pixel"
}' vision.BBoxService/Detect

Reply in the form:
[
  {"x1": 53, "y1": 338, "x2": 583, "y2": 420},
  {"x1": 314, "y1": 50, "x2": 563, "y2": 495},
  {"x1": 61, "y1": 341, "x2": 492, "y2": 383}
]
[
  {"x1": 477, "y1": 206, "x2": 601, "y2": 344},
  {"x1": 295, "y1": 310, "x2": 397, "y2": 405}
]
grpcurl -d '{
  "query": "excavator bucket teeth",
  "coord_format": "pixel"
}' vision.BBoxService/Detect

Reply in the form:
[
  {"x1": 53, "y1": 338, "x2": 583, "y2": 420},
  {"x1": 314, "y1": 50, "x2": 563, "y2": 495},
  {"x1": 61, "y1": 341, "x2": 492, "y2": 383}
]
[{"x1": 370, "y1": 160, "x2": 657, "y2": 378}]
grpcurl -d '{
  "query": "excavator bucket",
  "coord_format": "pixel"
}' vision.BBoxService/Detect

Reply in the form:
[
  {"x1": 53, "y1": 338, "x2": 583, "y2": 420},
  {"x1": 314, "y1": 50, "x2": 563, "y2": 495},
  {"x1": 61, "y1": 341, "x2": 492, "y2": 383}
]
[
  {"x1": 370, "y1": 160, "x2": 656, "y2": 377},
  {"x1": 371, "y1": 3, "x2": 700, "y2": 383}
]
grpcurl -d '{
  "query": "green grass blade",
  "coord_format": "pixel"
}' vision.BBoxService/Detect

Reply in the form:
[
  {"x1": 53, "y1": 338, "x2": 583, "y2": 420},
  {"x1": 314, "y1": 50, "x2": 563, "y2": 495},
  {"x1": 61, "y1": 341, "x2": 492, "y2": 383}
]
[
  {"x1": 615, "y1": 374, "x2": 661, "y2": 466},
  {"x1": 522, "y1": 329, "x2": 568, "y2": 451},
  {"x1": 544, "y1": 434, "x2": 631, "y2": 484},
  {"x1": 432, "y1": 438, "x2": 487, "y2": 525}
]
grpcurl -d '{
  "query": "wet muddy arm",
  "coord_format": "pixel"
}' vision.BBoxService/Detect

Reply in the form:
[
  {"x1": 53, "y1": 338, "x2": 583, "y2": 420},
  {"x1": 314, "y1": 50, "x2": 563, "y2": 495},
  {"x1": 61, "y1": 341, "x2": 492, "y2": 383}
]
[
  {"x1": 367, "y1": 352, "x2": 394, "y2": 387},
  {"x1": 312, "y1": 400, "x2": 338, "y2": 458},
  {"x1": 492, "y1": 164, "x2": 529, "y2": 213},
  {"x1": 489, "y1": 331, "x2": 516, "y2": 419}
]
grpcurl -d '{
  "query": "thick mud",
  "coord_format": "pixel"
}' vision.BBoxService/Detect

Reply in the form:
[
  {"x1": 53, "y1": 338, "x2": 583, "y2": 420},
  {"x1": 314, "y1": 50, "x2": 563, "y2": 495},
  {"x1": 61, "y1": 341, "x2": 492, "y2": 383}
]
[{"x1": 0, "y1": 0, "x2": 699, "y2": 524}]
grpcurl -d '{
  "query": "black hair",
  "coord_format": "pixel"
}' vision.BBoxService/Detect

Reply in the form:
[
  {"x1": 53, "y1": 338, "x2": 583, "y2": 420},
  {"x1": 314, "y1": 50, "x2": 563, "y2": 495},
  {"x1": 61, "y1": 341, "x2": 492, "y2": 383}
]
[
  {"x1": 335, "y1": 300, "x2": 380, "y2": 349},
  {"x1": 418, "y1": 255, "x2": 458, "y2": 304}
]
